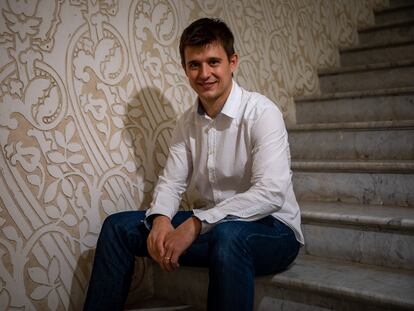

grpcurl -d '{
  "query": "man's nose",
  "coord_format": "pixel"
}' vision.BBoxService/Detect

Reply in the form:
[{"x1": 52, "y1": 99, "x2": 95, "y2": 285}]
[{"x1": 199, "y1": 63, "x2": 210, "y2": 79}]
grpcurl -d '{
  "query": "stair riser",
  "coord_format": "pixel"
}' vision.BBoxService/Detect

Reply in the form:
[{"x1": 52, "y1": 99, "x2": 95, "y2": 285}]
[
  {"x1": 359, "y1": 24, "x2": 414, "y2": 46},
  {"x1": 289, "y1": 129, "x2": 414, "y2": 160},
  {"x1": 319, "y1": 65, "x2": 414, "y2": 93},
  {"x1": 374, "y1": 7, "x2": 414, "y2": 26},
  {"x1": 302, "y1": 223, "x2": 414, "y2": 270},
  {"x1": 292, "y1": 172, "x2": 414, "y2": 207},
  {"x1": 154, "y1": 266, "x2": 404, "y2": 311},
  {"x1": 155, "y1": 267, "x2": 208, "y2": 310},
  {"x1": 389, "y1": 0, "x2": 414, "y2": 9},
  {"x1": 340, "y1": 44, "x2": 414, "y2": 66},
  {"x1": 255, "y1": 286, "x2": 396, "y2": 311},
  {"x1": 296, "y1": 93, "x2": 414, "y2": 123}
]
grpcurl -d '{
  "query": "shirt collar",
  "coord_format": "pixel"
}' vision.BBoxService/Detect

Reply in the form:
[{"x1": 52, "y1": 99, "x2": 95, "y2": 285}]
[
  {"x1": 220, "y1": 81, "x2": 240, "y2": 119},
  {"x1": 196, "y1": 80, "x2": 241, "y2": 119}
]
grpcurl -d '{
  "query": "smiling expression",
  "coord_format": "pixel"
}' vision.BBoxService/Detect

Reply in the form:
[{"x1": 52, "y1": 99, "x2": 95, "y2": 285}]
[{"x1": 183, "y1": 41, "x2": 238, "y2": 118}]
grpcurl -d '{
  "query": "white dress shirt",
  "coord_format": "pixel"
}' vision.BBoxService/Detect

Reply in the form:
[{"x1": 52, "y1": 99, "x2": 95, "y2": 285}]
[{"x1": 146, "y1": 81, "x2": 304, "y2": 244}]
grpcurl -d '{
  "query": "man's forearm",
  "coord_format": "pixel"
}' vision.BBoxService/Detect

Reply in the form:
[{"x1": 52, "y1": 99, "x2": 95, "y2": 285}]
[
  {"x1": 185, "y1": 216, "x2": 202, "y2": 237},
  {"x1": 152, "y1": 214, "x2": 171, "y2": 226}
]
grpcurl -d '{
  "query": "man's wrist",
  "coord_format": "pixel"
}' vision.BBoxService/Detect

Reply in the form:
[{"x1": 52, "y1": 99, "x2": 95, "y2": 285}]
[
  {"x1": 152, "y1": 214, "x2": 170, "y2": 226},
  {"x1": 190, "y1": 216, "x2": 202, "y2": 236}
]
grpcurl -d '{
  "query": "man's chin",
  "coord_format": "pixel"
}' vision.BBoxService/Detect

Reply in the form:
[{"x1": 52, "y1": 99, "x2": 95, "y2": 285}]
[
  {"x1": 198, "y1": 92, "x2": 218, "y2": 102},
  {"x1": 198, "y1": 85, "x2": 216, "y2": 93},
  {"x1": 197, "y1": 89, "x2": 216, "y2": 99}
]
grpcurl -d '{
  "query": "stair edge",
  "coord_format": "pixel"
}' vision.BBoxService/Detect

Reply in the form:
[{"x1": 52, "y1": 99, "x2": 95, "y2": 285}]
[{"x1": 299, "y1": 201, "x2": 414, "y2": 231}]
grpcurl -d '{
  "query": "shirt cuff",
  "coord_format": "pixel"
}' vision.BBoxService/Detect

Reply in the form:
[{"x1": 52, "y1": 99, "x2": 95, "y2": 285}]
[
  {"x1": 192, "y1": 207, "x2": 226, "y2": 224},
  {"x1": 148, "y1": 190, "x2": 180, "y2": 219},
  {"x1": 143, "y1": 213, "x2": 170, "y2": 230},
  {"x1": 145, "y1": 204, "x2": 175, "y2": 221},
  {"x1": 191, "y1": 214, "x2": 215, "y2": 234},
  {"x1": 192, "y1": 208, "x2": 230, "y2": 235}
]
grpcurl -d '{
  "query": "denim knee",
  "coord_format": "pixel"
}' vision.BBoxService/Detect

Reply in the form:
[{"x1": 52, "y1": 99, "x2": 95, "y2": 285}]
[
  {"x1": 100, "y1": 212, "x2": 128, "y2": 238},
  {"x1": 104, "y1": 210, "x2": 145, "y2": 229},
  {"x1": 209, "y1": 223, "x2": 249, "y2": 264},
  {"x1": 97, "y1": 211, "x2": 148, "y2": 257}
]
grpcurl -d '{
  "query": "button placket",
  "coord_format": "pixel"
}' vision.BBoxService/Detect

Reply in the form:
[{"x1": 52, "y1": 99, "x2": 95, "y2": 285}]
[{"x1": 207, "y1": 120, "x2": 218, "y2": 202}]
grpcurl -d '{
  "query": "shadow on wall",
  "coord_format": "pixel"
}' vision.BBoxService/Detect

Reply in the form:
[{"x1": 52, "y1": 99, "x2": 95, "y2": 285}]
[
  {"x1": 68, "y1": 86, "x2": 177, "y2": 310},
  {"x1": 133, "y1": 87, "x2": 177, "y2": 211}
]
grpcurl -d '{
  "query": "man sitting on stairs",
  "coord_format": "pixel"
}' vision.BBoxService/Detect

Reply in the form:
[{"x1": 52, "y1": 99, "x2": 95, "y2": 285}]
[{"x1": 83, "y1": 17, "x2": 304, "y2": 311}]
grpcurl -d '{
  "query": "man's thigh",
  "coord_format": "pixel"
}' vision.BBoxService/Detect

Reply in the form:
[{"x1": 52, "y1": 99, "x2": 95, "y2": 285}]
[
  {"x1": 186, "y1": 216, "x2": 300, "y2": 275},
  {"x1": 244, "y1": 217, "x2": 300, "y2": 275}
]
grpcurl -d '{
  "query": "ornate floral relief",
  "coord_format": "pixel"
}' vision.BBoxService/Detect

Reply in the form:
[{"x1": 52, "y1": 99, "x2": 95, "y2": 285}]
[
  {"x1": 335, "y1": 0, "x2": 359, "y2": 46},
  {"x1": 131, "y1": 0, "x2": 195, "y2": 112},
  {"x1": 1, "y1": 61, "x2": 67, "y2": 131},
  {"x1": 0, "y1": 0, "x2": 379, "y2": 309},
  {"x1": 223, "y1": 0, "x2": 321, "y2": 118},
  {"x1": 197, "y1": 0, "x2": 223, "y2": 14},
  {"x1": 128, "y1": 0, "x2": 197, "y2": 208},
  {"x1": 302, "y1": 0, "x2": 339, "y2": 69},
  {"x1": 353, "y1": 0, "x2": 375, "y2": 29},
  {"x1": 235, "y1": 1, "x2": 267, "y2": 79},
  {"x1": 369, "y1": 0, "x2": 390, "y2": 11},
  {"x1": 315, "y1": 0, "x2": 340, "y2": 68},
  {"x1": 1, "y1": 0, "x2": 67, "y2": 132},
  {"x1": 0, "y1": 1, "x2": 74, "y2": 309}
]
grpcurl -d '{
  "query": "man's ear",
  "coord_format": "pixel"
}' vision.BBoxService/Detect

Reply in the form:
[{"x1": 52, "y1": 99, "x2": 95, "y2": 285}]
[
  {"x1": 230, "y1": 53, "x2": 238, "y2": 73},
  {"x1": 182, "y1": 61, "x2": 188, "y2": 76}
]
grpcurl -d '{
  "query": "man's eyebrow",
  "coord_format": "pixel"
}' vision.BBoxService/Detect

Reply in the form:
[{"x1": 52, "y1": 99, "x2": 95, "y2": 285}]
[
  {"x1": 187, "y1": 57, "x2": 222, "y2": 63},
  {"x1": 208, "y1": 57, "x2": 222, "y2": 61}
]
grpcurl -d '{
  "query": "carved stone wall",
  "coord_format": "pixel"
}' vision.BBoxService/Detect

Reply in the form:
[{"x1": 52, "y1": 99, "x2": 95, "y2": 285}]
[{"x1": 0, "y1": 0, "x2": 387, "y2": 310}]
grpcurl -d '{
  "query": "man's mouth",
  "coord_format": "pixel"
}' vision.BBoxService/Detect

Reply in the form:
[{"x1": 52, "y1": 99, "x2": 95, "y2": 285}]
[{"x1": 198, "y1": 81, "x2": 217, "y2": 89}]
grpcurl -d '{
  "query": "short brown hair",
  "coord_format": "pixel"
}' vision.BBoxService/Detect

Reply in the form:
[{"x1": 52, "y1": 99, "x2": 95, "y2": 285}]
[{"x1": 179, "y1": 18, "x2": 235, "y2": 67}]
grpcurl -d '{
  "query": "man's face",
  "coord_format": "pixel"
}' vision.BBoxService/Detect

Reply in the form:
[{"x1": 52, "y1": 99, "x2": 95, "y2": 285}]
[{"x1": 183, "y1": 41, "x2": 238, "y2": 112}]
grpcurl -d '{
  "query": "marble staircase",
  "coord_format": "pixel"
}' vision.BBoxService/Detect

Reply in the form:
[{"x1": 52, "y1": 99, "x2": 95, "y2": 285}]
[
  {"x1": 129, "y1": 1, "x2": 414, "y2": 310},
  {"x1": 288, "y1": 0, "x2": 414, "y2": 309}
]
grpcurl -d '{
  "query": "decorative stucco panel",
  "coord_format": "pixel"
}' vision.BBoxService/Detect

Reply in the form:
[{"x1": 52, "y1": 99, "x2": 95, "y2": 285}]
[{"x1": 0, "y1": 0, "x2": 387, "y2": 309}]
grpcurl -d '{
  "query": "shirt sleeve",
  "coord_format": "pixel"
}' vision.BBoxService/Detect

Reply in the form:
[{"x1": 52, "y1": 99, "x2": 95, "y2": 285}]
[
  {"x1": 193, "y1": 103, "x2": 291, "y2": 230},
  {"x1": 145, "y1": 117, "x2": 192, "y2": 220}
]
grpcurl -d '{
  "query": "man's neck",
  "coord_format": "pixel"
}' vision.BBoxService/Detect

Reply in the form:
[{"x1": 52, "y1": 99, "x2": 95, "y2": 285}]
[
  {"x1": 199, "y1": 84, "x2": 233, "y2": 118},
  {"x1": 200, "y1": 99, "x2": 225, "y2": 118}
]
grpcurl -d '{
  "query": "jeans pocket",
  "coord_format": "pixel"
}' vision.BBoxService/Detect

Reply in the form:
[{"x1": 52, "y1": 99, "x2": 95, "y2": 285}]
[
  {"x1": 257, "y1": 215, "x2": 278, "y2": 228},
  {"x1": 271, "y1": 217, "x2": 295, "y2": 237}
]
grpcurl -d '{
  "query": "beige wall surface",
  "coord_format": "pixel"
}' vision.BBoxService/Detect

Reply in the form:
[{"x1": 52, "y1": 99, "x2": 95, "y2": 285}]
[{"x1": 0, "y1": 0, "x2": 386, "y2": 310}]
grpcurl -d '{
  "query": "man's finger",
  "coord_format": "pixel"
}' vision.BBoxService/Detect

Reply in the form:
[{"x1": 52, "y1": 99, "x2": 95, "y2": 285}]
[
  {"x1": 160, "y1": 257, "x2": 172, "y2": 272},
  {"x1": 170, "y1": 253, "x2": 180, "y2": 270},
  {"x1": 156, "y1": 238, "x2": 165, "y2": 258}
]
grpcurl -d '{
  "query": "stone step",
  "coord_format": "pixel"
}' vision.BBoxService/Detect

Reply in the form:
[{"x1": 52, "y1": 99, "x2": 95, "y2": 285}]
[
  {"x1": 300, "y1": 201, "x2": 414, "y2": 269},
  {"x1": 319, "y1": 60, "x2": 414, "y2": 93},
  {"x1": 292, "y1": 170, "x2": 414, "y2": 207},
  {"x1": 340, "y1": 40, "x2": 414, "y2": 66},
  {"x1": 264, "y1": 255, "x2": 414, "y2": 310},
  {"x1": 388, "y1": 0, "x2": 414, "y2": 10},
  {"x1": 292, "y1": 160, "x2": 414, "y2": 173},
  {"x1": 153, "y1": 256, "x2": 414, "y2": 311},
  {"x1": 127, "y1": 297, "x2": 199, "y2": 311},
  {"x1": 373, "y1": 4, "x2": 414, "y2": 27},
  {"x1": 295, "y1": 87, "x2": 414, "y2": 123},
  {"x1": 358, "y1": 21, "x2": 414, "y2": 46},
  {"x1": 288, "y1": 121, "x2": 414, "y2": 160}
]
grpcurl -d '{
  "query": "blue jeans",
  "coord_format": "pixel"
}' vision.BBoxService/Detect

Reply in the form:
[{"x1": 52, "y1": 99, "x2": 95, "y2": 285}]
[{"x1": 83, "y1": 211, "x2": 300, "y2": 311}]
